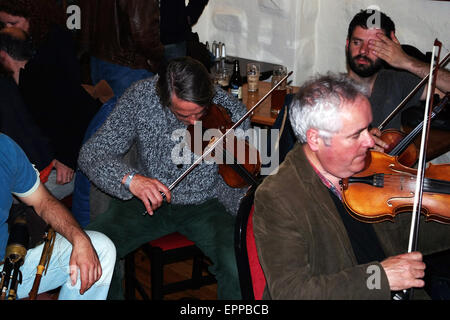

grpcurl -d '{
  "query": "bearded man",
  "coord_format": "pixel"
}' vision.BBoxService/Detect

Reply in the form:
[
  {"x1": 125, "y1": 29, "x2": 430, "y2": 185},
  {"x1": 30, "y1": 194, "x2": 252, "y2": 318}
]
[{"x1": 345, "y1": 9, "x2": 450, "y2": 151}]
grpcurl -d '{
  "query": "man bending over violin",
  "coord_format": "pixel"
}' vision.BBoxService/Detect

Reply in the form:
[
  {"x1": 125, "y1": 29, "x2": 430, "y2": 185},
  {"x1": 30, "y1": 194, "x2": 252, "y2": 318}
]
[
  {"x1": 253, "y1": 73, "x2": 450, "y2": 299},
  {"x1": 78, "y1": 57, "x2": 249, "y2": 300},
  {"x1": 345, "y1": 9, "x2": 450, "y2": 153}
]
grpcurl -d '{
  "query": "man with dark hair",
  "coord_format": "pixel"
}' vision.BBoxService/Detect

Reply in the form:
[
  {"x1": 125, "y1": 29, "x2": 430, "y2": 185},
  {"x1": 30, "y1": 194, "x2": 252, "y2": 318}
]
[
  {"x1": 0, "y1": 27, "x2": 98, "y2": 200},
  {"x1": 346, "y1": 9, "x2": 396, "y2": 45},
  {"x1": 78, "y1": 56, "x2": 248, "y2": 300},
  {"x1": 156, "y1": 57, "x2": 215, "y2": 111},
  {"x1": 345, "y1": 10, "x2": 395, "y2": 79},
  {"x1": 0, "y1": 41, "x2": 53, "y2": 175},
  {"x1": 345, "y1": 9, "x2": 450, "y2": 144},
  {"x1": 0, "y1": 27, "x2": 33, "y2": 83},
  {"x1": 269, "y1": 9, "x2": 449, "y2": 167},
  {"x1": 0, "y1": 27, "x2": 33, "y2": 59}
]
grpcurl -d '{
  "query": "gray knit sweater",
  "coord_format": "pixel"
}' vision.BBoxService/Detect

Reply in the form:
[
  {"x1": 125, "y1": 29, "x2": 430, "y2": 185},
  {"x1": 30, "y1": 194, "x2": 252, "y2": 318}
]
[{"x1": 78, "y1": 76, "x2": 250, "y2": 215}]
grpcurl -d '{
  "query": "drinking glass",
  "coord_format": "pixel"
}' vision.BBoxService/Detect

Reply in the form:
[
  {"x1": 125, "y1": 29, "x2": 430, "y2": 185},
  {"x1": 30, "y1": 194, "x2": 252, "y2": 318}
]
[
  {"x1": 246, "y1": 63, "x2": 260, "y2": 92},
  {"x1": 270, "y1": 65, "x2": 288, "y2": 116}
]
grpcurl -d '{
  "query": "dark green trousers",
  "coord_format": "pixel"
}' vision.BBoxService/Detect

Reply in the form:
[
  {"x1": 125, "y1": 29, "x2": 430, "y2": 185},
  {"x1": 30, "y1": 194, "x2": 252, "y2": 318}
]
[{"x1": 87, "y1": 197, "x2": 241, "y2": 300}]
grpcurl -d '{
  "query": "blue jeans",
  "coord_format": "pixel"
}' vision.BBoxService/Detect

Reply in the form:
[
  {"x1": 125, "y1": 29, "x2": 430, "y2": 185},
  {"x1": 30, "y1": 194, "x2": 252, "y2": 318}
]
[
  {"x1": 90, "y1": 56, "x2": 154, "y2": 98},
  {"x1": 13, "y1": 230, "x2": 116, "y2": 300}
]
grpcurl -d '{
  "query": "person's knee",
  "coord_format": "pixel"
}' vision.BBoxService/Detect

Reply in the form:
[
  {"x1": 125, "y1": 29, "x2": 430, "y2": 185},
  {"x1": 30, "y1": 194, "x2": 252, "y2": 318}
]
[{"x1": 85, "y1": 230, "x2": 116, "y2": 284}]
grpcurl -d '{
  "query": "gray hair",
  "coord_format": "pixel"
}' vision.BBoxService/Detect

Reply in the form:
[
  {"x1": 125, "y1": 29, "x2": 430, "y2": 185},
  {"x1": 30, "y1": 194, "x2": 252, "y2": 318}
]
[
  {"x1": 156, "y1": 56, "x2": 215, "y2": 108},
  {"x1": 289, "y1": 73, "x2": 368, "y2": 144}
]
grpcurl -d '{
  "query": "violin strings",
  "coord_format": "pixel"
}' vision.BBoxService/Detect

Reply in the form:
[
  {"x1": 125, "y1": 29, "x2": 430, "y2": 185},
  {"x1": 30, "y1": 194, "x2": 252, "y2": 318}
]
[{"x1": 356, "y1": 174, "x2": 450, "y2": 193}]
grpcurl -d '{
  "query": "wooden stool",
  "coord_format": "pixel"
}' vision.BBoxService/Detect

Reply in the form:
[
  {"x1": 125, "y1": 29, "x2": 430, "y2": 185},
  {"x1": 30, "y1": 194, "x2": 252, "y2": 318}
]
[{"x1": 125, "y1": 232, "x2": 216, "y2": 300}]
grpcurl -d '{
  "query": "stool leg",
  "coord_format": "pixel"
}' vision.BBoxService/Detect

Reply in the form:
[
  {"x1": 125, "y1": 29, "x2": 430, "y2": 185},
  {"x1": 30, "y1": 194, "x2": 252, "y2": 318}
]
[
  {"x1": 124, "y1": 252, "x2": 136, "y2": 300},
  {"x1": 150, "y1": 247, "x2": 164, "y2": 300},
  {"x1": 192, "y1": 254, "x2": 203, "y2": 289}
]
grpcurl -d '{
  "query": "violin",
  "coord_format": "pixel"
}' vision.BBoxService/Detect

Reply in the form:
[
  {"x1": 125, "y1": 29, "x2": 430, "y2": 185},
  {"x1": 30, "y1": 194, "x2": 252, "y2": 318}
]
[
  {"x1": 379, "y1": 129, "x2": 418, "y2": 167},
  {"x1": 341, "y1": 41, "x2": 450, "y2": 225},
  {"x1": 142, "y1": 71, "x2": 292, "y2": 214},
  {"x1": 186, "y1": 103, "x2": 261, "y2": 188},
  {"x1": 340, "y1": 150, "x2": 450, "y2": 223},
  {"x1": 161, "y1": 71, "x2": 293, "y2": 195},
  {"x1": 379, "y1": 92, "x2": 449, "y2": 167},
  {"x1": 342, "y1": 39, "x2": 447, "y2": 300},
  {"x1": 374, "y1": 50, "x2": 450, "y2": 167}
]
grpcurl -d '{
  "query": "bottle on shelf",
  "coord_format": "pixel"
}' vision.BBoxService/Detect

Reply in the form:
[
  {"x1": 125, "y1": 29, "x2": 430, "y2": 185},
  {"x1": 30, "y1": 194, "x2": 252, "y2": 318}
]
[
  {"x1": 229, "y1": 60, "x2": 243, "y2": 101},
  {"x1": 220, "y1": 43, "x2": 226, "y2": 60},
  {"x1": 215, "y1": 42, "x2": 221, "y2": 61}
]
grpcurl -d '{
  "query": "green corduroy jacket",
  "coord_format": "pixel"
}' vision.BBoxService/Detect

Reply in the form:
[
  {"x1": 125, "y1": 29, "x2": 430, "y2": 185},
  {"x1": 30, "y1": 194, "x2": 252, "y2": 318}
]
[{"x1": 253, "y1": 143, "x2": 450, "y2": 300}]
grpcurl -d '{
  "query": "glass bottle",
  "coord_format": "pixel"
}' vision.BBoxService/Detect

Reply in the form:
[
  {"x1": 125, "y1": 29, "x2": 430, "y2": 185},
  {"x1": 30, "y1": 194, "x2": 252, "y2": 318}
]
[{"x1": 229, "y1": 60, "x2": 243, "y2": 101}]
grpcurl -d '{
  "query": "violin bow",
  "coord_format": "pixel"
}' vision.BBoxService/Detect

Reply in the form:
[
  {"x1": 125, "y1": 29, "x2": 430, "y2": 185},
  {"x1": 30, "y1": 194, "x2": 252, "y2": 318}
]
[
  {"x1": 378, "y1": 50, "x2": 450, "y2": 131},
  {"x1": 399, "y1": 39, "x2": 442, "y2": 300}
]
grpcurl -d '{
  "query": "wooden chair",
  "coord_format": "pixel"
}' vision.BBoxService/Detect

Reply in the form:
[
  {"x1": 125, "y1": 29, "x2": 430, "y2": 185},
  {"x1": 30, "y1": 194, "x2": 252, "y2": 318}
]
[{"x1": 234, "y1": 185, "x2": 266, "y2": 300}]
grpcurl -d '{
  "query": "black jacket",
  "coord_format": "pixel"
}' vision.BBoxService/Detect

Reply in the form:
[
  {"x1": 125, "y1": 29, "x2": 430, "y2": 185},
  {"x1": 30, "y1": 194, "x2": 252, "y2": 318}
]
[
  {"x1": 79, "y1": 0, "x2": 164, "y2": 72},
  {"x1": 160, "y1": 0, "x2": 209, "y2": 45},
  {"x1": 0, "y1": 75, "x2": 54, "y2": 171},
  {"x1": 19, "y1": 25, "x2": 99, "y2": 169}
]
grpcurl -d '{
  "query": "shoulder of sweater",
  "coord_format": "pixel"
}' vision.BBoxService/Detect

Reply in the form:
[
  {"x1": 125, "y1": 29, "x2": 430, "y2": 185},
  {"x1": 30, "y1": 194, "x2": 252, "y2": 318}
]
[
  {"x1": 119, "y1": 76, "x2": 159, "y2": 102},
  {"x1": 130, "y1": 75, "x2": 158, "y2": 92},
  {"x1": 212, "y1": 87, "x2": 247, "y2": 121}
]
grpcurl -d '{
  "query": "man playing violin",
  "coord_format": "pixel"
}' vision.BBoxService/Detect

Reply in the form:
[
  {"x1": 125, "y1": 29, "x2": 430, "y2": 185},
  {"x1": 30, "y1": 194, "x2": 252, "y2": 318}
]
[
  {"x1": 345, "y1": 9, "x2": 450, "y2": 153},
  {"x1": 78, "y1": 56, "x2": 249, "y2": 300},
  {"x1": 253, "y1": 73, "x2": 450, "y2": 299}
]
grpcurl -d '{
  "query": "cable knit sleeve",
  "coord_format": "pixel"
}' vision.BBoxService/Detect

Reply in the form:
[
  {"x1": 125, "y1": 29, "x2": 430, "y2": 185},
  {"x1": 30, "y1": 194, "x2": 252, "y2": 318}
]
[
  {"x1": 212, "y1": 86, "x2": 250, "y2": 131},
  {"x1": 78, "y1": 80, "x2": 152, "y2": 200}
]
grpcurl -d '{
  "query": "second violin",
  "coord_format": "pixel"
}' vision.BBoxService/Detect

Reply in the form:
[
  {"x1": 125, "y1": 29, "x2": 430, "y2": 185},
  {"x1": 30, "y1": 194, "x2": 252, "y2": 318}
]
[{"x1": 379, "y1": 92, "x2": 449, "y2": 167}]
